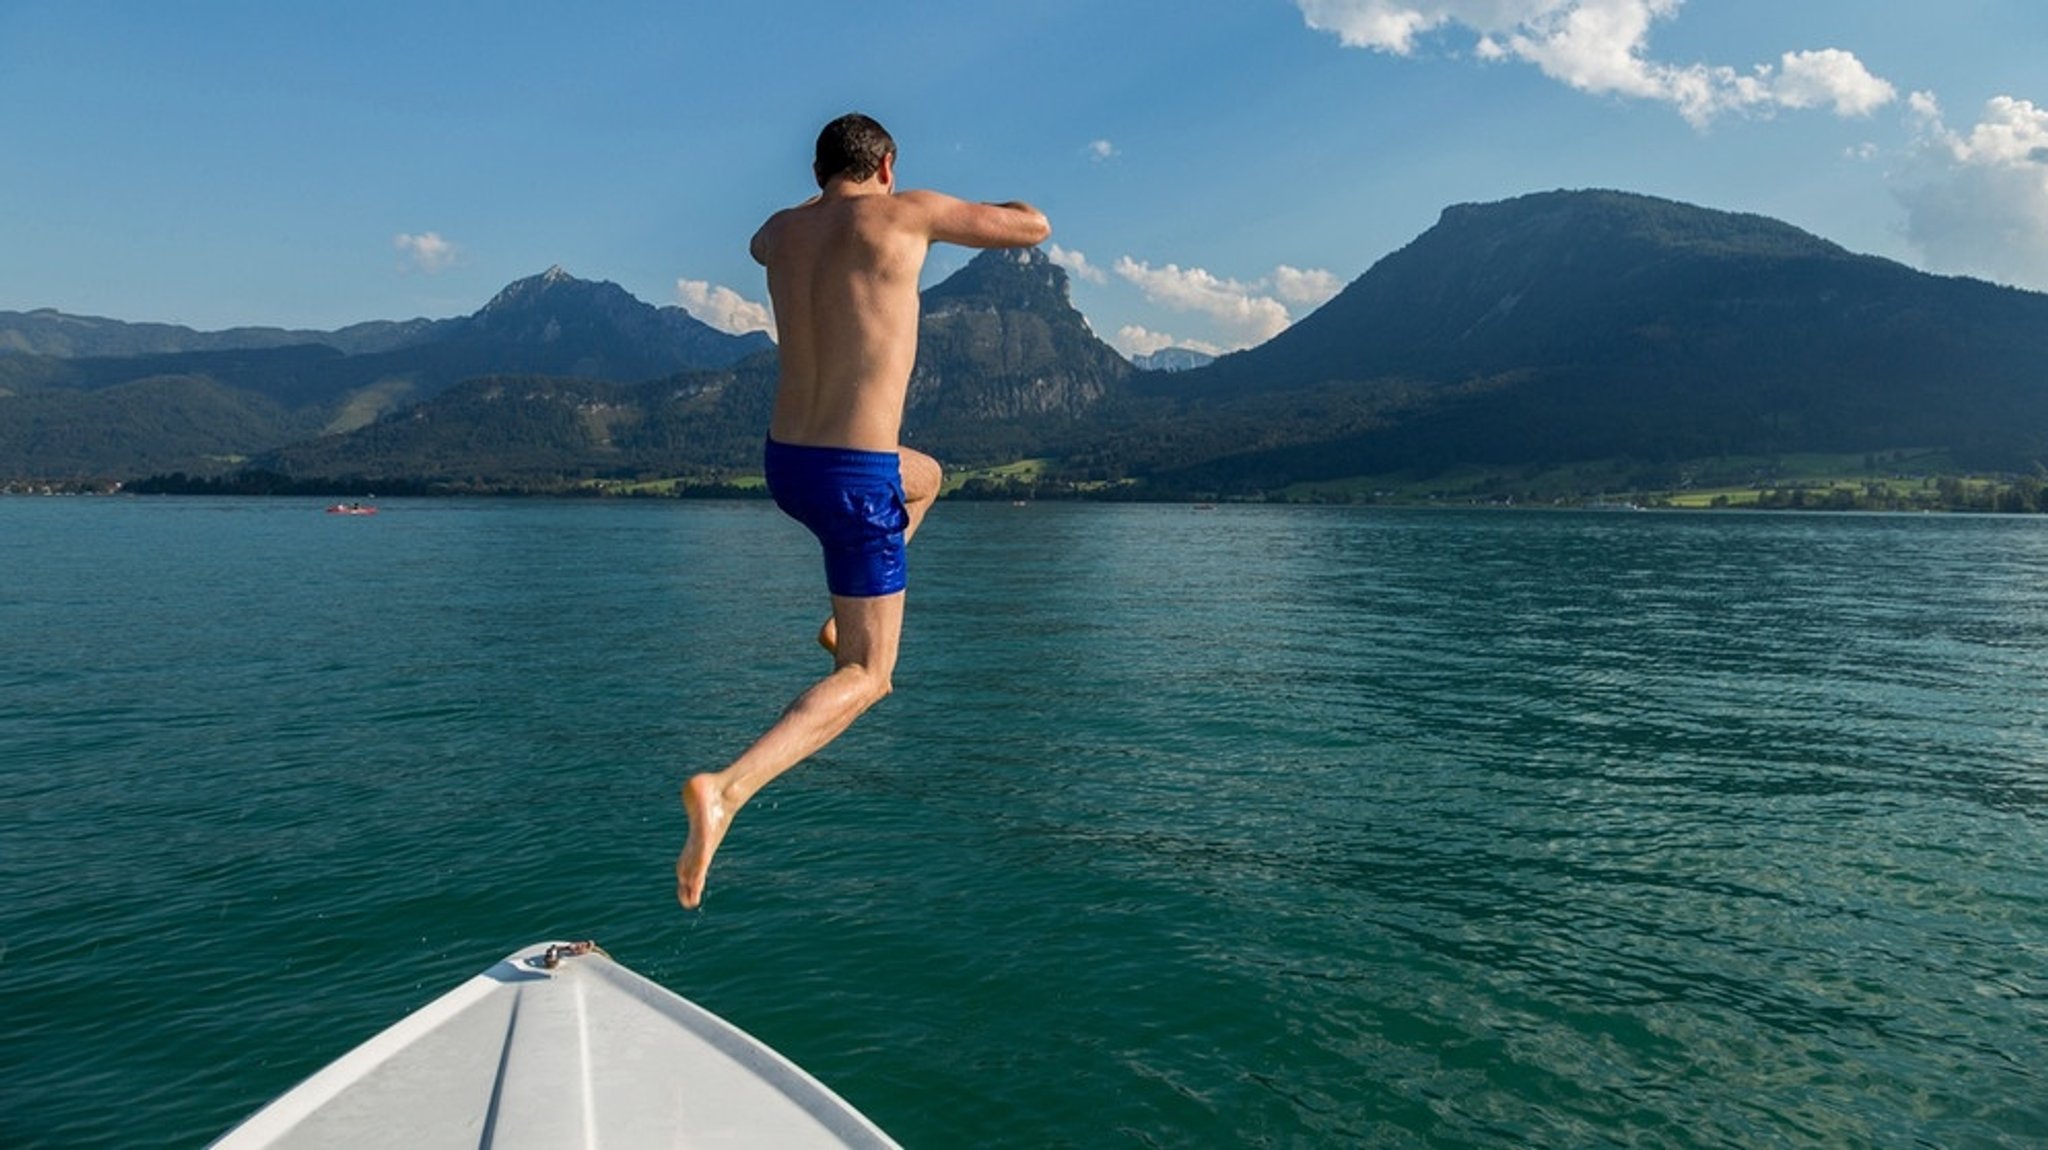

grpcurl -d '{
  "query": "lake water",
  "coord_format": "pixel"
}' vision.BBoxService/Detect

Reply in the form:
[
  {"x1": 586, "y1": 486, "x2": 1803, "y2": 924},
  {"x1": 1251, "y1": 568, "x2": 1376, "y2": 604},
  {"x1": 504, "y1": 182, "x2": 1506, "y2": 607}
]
[{"x1": 3, "y1": 497, "x2": 2045, "y2": 1148}]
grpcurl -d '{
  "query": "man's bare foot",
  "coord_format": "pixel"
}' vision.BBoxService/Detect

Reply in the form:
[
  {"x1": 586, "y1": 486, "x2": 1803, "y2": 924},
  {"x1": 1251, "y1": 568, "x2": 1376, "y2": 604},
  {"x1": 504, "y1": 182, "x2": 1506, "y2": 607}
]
[
  {"x1": 816, "y1": 616, "x2": 837, "y2": 653},
  {"x1": 677, "y1": 774, "x2": 731, "y2": 909}
]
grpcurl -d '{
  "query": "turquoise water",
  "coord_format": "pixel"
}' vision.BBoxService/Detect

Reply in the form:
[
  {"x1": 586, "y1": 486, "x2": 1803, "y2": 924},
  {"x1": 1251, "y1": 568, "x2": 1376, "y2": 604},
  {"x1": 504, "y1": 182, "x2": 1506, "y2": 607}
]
[{"x1": 3, "y1": 497, "x2": 2045, "y2": 1148}]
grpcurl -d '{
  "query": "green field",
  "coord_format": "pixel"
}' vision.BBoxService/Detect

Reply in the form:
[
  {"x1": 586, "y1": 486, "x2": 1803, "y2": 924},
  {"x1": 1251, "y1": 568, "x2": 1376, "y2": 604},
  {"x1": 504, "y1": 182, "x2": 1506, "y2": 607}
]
[
  {"x1": 944, "y1": 457, "x2": 1052, "y2": 494},
  {"x1": 578, "y1": 474, "x2": 766, "y2": 497}
]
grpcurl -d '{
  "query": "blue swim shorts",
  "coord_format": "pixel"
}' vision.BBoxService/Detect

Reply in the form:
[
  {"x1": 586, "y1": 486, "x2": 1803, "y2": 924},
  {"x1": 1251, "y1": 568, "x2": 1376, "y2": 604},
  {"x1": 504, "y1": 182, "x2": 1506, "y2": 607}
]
[{"x1": 763, "y1": 437, "x2": 910, "y2": 598}]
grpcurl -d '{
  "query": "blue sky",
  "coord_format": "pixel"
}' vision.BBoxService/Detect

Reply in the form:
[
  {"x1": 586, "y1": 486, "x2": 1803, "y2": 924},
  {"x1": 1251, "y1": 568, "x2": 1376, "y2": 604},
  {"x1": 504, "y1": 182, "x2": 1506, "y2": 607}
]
[{"x1": 3, "y1": 1, "x2": 2044, "y2": 358}]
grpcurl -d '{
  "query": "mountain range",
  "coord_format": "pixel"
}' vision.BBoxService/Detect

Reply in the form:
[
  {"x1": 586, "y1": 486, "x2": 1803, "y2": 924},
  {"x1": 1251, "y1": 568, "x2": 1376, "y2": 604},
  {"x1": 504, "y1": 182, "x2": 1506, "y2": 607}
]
[
  {"x1": 6, "y1": 190, "x2": 2047, "y2": 497},
  {"x1": 0, "y1": 267, "x2": 769, "y2": 479},
  {"x1": 1146, "y1": 190, "x2": 2048, "y2": 493}
]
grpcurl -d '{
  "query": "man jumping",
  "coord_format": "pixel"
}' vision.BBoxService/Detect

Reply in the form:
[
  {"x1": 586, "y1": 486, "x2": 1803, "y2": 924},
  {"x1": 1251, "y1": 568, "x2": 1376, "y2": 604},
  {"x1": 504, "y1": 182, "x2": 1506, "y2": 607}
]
[{"x1": 677, "y1": 113, "x2": 1050, "y2": 908}]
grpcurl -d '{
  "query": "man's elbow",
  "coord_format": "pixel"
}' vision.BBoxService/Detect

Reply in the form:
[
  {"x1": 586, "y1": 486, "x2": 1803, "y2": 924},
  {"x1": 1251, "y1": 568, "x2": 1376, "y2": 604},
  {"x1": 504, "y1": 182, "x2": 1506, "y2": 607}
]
[
  {"x1": 990, "y1": 201, "x2": 1051, "y2": 246},
  {"x1": 1015, "y1": 208, "x2": 1051, "y2": 247}
]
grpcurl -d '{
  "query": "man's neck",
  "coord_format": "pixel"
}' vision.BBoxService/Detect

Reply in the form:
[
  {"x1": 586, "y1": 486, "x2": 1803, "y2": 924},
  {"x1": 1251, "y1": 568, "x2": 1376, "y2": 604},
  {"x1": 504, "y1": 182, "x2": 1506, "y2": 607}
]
[{"x1": 821, "y1": 175, "x2": 890, "y2": 200}]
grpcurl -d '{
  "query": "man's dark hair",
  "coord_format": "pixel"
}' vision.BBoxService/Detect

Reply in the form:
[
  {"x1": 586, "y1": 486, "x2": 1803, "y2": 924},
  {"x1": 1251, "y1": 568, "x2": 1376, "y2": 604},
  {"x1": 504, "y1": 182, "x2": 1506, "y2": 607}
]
[{"x1": 814, "y1": 113, "x2": 896, "y2": 189}]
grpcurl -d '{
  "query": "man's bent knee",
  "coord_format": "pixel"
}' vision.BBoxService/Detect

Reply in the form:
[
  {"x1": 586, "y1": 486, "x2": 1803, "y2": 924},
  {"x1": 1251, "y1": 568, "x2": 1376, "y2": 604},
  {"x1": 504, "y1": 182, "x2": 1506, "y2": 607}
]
[
  {"x1": 900, "y1": 449, "x2": 942, "y2": 502},
  {"x1": 838, "y1": 661, "x2": 894, "y2": 708}
]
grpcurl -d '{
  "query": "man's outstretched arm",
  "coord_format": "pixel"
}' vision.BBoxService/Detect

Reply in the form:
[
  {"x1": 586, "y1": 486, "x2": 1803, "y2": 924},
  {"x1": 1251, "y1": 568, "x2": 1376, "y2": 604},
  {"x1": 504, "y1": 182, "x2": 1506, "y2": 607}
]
[{"x1": 903, "y1": 190, "x2": 1051, "y2": 250}]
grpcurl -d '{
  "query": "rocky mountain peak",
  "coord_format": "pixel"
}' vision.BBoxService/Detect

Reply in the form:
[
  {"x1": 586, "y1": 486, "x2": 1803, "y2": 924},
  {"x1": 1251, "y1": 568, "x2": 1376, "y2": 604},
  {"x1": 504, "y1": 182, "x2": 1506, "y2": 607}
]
[
  {"x1": 478, "y1": 266, "x2": 619, "y2": 317},
  {"x1": 921, "y1": 246, "x2": 1072, "y2": 315},
  {"x1": 1132, "y1": 346, "x2": 1216, "y2": 372},
  {"x1": 455, "y1": 267, "x2": 771, "y2": 376}
]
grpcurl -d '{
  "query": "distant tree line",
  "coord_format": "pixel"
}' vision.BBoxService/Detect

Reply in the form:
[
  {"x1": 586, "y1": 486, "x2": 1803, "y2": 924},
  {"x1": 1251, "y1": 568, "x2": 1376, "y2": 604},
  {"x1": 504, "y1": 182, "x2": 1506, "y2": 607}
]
[
  {"x1": 118, "y1": 467, "x2": 782, "y2": 500},
  {"x1": 124, "y1": 470, "x2": 432, "y2": 497},
  {"x1": 105, "y1": 465, "x2": 2048, "y2": 514}
]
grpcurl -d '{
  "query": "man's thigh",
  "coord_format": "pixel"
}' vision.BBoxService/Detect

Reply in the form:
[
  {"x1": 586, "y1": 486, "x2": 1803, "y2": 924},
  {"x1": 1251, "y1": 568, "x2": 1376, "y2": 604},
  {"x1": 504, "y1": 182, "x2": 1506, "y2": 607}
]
[{"x1": 831, "y1": 591, "x2": 905, "y2": 676}]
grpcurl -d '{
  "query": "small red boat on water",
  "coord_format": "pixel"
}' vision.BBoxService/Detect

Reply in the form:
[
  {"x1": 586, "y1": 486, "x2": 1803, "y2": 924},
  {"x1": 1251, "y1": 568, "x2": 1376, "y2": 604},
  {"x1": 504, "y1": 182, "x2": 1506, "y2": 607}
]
[{"x1": 325, "y1": 502, "x2": 378, "y2": 516}]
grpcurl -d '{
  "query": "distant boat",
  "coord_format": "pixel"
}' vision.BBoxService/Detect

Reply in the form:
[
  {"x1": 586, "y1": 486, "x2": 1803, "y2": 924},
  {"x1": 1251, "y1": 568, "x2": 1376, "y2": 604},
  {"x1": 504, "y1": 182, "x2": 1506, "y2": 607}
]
[
  {"x1": 210, "y1": 940, "x2": 900, "y2": 1148},
  {"x1": 325, "y1": 503, "x2": 377, "y2": 516}
]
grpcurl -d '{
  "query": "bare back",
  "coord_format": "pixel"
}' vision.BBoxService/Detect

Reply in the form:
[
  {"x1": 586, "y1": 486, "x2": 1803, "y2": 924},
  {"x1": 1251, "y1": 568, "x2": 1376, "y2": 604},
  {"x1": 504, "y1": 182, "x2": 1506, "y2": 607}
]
[{"x1": 752, "y1": 181, "x2": 1050, "y2": 453}]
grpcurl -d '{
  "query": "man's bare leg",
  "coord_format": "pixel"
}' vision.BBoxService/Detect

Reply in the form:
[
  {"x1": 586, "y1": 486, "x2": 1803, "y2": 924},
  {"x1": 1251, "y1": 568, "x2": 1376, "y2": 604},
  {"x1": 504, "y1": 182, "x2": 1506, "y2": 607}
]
[
  {"x1": 680, "y1": 590, "x2": 904, "y2": 908},
  {"x1": 818, "y1": 447, "x2": 941, "y2": 653}
]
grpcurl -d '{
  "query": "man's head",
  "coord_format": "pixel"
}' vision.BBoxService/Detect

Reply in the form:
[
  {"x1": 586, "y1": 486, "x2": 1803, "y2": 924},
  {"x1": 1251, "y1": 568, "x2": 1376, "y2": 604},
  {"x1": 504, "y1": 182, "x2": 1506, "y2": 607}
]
[{"x1": 814, "y1": 113, "x2": 896, "y2": 190}]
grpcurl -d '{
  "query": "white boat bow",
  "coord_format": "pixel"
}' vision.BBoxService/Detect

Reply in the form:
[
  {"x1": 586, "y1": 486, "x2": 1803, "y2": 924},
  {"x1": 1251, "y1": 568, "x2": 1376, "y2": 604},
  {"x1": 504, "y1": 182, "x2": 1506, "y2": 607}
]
[{"x1": 211, "y1": 940, "x2": 900, "y2": 1149}]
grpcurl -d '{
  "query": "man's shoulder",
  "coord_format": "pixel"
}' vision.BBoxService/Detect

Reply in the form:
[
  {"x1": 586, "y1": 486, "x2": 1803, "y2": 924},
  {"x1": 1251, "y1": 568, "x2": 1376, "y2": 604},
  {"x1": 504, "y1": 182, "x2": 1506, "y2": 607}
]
[
  {"x1": 758, "y1": 195, "x2": 826, "y2": 230},
  {"x1": 846, "y1": 191, "x2": 963, "y2": 247},
  {"x1": 889, "y1": 188, "x2": 968, "y2": 215},
  {"x1": 753, "y1": 197, "x2": 841, "y2": 263}
]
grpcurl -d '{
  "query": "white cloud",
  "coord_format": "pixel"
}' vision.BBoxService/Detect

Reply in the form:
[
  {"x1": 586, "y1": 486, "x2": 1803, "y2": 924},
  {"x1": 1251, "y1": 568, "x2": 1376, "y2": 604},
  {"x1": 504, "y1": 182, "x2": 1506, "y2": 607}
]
[
  {"x1": 1114, "y1": 257, "x2": 1351, "y2": 347},
  {"x1": 1272, "y1": 264, "x2": 1344, "y2": 308},
  {"x1": 1114, "y1": 326, "x2": 1225, "y2": 359},
  {"x1": 1047, "y1": 244, "x2": 1108, "y2": 284},
  {"x1": 1108, "y1": 258, "x2": 1346, "y2": 349},
  {"x1": 394, "y1": 231, "x2": 457, "y2": 273},
  {"x1": 1294, "y1": 0, "x2": 1896, "y2": 127},
  {"x1": 1088, "y1": 138, "x2": 1118, "y2": 161},
  {"x1": 1503, "y1": 0, "x2": 1681, "y2": 104},
  {"x1": 1921, "y1": 94, "x2": 2048, "y2": 167},
  {"x1": 1772, "y1": 49, "x2": 1895, "y2": 118},
  {"x1": 675, "y1": 278, "x2": 775, "y2": 337},
  {"x1": 1294, "y1": 0, "x2": 1454, "y2": 54},
  {"x1": 1895, "y1": 94, "x2": 2048, "y2": 291},
  {"x1": 1113, "y1": 257, "x2": 1294, "y2": 348},
  {"x1": 1115, "y1": 325, "x2": 1180, "y2": 357}
]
